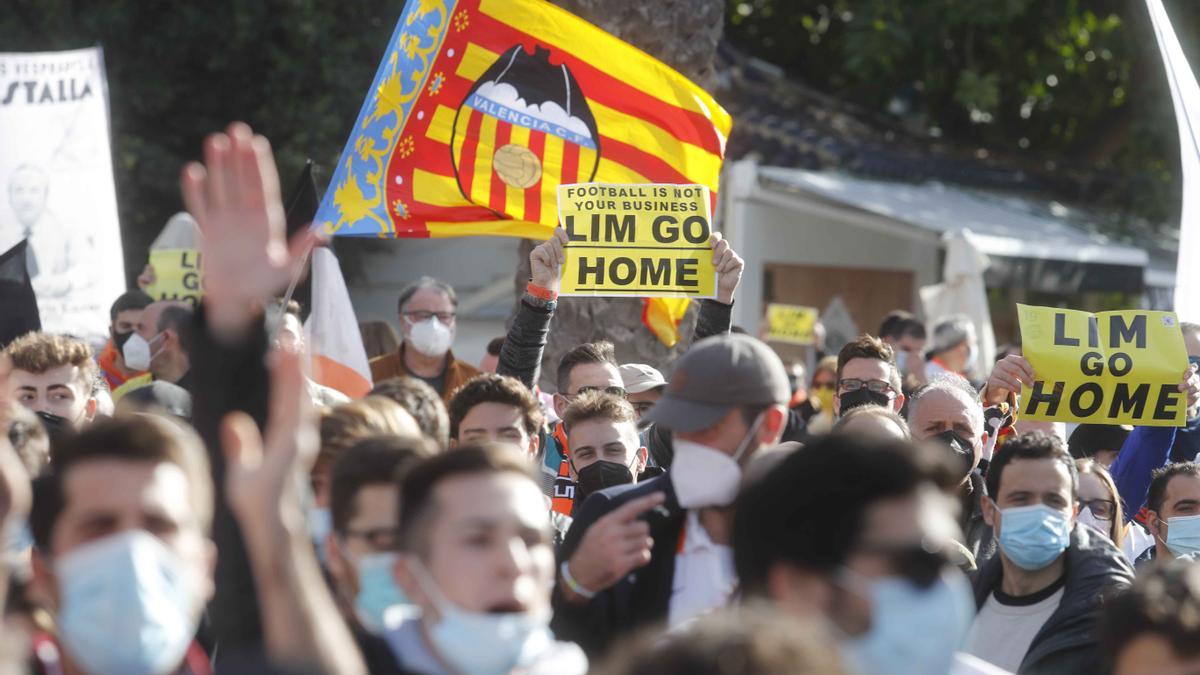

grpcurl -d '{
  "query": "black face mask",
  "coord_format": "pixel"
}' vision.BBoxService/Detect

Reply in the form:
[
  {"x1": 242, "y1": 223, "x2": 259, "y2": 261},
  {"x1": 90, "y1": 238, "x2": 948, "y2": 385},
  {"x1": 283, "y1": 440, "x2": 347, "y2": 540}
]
[
  {"x1": 574, "y1": 459, "x2": 635, "y2": 506},
  {"x1": 36, "y1": 409, "x2": 76, "y2": 450},
  {"x1": 112, "y1": 329, "x2": 135, "y2": 352},
  {"x1": 838, "y1": 388, "x2": 892, "y2": 414},
  {"x1": 933, "y1": 429, "x2": 974, "y2": 479}
]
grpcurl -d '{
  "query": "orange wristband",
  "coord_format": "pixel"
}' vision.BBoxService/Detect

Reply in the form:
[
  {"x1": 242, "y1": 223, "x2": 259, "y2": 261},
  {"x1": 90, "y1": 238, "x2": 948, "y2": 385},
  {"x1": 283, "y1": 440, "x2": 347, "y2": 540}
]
[{"x1": 526, "y1": 282, "x2": 558, "y2": 301}]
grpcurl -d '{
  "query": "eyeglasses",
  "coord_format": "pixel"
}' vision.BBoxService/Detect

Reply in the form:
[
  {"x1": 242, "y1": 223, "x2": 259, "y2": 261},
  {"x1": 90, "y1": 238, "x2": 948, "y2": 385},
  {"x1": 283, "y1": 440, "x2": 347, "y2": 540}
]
[
  {"x1": 573, "y1": 385, "x2": 627, "y2": 398},
  {"x1": 402, "y1": 310, "x2": 456, "y2": 324},
  {"x1": 1078, "y1": 498, "x2": 1117, "y2": 520},
  {"x1": 838, "y1": 378, "x2": 895, "y2": 396},
  {"x1": 854, "y1": 539, "x2": 953, "y2": 588},
  {"x1": 341, "y1": 526, "x2": 399, "y2": 550}
]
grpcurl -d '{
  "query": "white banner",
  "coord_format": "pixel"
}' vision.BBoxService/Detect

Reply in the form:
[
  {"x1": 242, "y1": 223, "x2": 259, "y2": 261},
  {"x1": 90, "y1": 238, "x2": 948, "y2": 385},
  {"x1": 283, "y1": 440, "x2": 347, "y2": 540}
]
[
  {"x1": 1146, "y1": 0, "x2": 1200, "y2": 323},
  {"x1": 0, "y1": 47, "x2": 124, "y2": 342}
]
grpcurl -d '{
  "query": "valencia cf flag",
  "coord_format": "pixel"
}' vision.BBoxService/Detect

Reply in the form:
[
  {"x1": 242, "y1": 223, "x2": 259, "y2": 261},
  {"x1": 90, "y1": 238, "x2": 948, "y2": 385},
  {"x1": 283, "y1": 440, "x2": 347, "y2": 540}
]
[{"x1": 315, "y1": 0, "x2": 732, "y2": 345}]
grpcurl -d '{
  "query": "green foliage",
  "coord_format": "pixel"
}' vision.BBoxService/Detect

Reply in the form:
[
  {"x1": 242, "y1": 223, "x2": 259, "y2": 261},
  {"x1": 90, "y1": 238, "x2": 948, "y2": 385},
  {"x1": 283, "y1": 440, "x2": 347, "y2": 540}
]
[
  {"x1": 0, "y1": 0, "x2": 400, "y2": 283},
  {"x1": 726, "y1": 0, "x2": 1200, "y2": 233}
]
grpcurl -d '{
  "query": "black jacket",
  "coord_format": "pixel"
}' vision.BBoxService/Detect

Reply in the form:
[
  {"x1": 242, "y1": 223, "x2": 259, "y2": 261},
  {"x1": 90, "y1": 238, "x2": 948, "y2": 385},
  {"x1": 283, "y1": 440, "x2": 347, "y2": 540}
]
[
  {"x1": 551, "y1": 474, "x2": 684, "y2": 657},
  {"x1": 972, "y1": 524, "x2": 1134, "y2": 674},
  {"x1": 962, "y1": 471, "x2": 996, "y2": 566}
]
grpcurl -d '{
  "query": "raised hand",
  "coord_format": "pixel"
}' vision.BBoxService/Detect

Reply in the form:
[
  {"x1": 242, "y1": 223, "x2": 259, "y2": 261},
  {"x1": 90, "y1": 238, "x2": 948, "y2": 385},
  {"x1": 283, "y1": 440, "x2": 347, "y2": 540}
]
[
  {"x1": 530, "y1": 226, "x2": 569, "y2": 294},
  {"x1": 710, "y1": 232, "x2": 744, "y2": 305},
  {"x1": 562, "y1": 492, "x2": 665, "y2": 603},
  {"x1": 985, "y1": 355, "x2": 1037, "y2": 405},
  {"x1": 181, "y1": 122, "x2": 324, "y2": 340}
]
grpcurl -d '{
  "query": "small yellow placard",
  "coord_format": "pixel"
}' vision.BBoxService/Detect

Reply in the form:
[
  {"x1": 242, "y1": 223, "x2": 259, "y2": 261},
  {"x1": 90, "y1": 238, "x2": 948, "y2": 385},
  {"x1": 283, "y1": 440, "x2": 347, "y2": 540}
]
[
  {"x1": 1017, "y1": 304, "x2": 1189, "y2": 426},
  {"x1": 765, "y1": 303, "x2": 819, "y2": 345},
  {"x1": 557, "y1": 183, "x2": 716, "y2": 298},
  {"x1": 144, "y1": 248, "x2": 204, "y2": 306}
]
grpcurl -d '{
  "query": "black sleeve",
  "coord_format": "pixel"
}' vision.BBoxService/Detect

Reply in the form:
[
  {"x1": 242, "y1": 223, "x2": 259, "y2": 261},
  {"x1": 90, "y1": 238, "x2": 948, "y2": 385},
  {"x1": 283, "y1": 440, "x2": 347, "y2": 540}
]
[
  {"x1": 779, "y1": 407, "x2": 808, "y2": 444},
  {"x1": 496, "y1": 296, "x2": 555, "y2": 390},
  {"x1": 691, "y1": 299, "x2": 733, "y2": 345},
  {"x1": 190, "y1": 305, "x2": 270, "y2": 656},
  {"x1": 550, "y1": 490, "x2": 618, "y2": 655}
]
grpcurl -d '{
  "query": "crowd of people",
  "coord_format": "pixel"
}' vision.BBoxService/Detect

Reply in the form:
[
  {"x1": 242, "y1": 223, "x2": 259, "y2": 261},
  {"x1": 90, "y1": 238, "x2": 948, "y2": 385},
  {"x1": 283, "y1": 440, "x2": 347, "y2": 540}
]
[{"x1": 3, "y1": 122, "x2": 1200, "y2": 675}]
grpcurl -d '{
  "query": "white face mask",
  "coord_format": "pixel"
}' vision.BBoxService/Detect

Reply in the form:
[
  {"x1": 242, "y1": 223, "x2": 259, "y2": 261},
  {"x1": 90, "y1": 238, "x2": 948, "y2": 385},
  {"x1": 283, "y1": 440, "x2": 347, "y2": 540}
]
[
  {"x1": 122, "y1": 332, "x2": 162, "y2": 372},
  {"x1": 1076, "y1": 507, "x2": 1113, "y2": 538},
  {"x1": 406, "y1": 317, "x2": 453, "y2": 357},
  {"x1": 407, "y1": 556, "x2": 553, "y2": 675},
  {"x1": 671, "y1": 412, "x2": 764, "y2": 509}
]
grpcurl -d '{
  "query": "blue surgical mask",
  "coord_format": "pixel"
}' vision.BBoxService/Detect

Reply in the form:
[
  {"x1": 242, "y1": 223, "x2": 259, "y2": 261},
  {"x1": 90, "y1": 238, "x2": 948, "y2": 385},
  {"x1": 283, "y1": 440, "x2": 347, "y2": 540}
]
[
  {"x1": 355, "y1": 552, "x2": 411, "y2": 633},
  {"x1": 309, "y1": 507, "x2": 332, "y2": 563},
  {"x1": 55, "y1": 530, "x2": 198, "y2": 675},
  {"x1": 997, "y1": 504, "x2": 1072, "y2": 570},
  {"x1": 1165, "y1": 514, "x2": 1200, "y2": 557},
  {"x1": 841, "y1": 570, "x2": 976, "y2": 675},
  {"x1": 408, "y1": 557, "x2": 553, "y2": 675}
]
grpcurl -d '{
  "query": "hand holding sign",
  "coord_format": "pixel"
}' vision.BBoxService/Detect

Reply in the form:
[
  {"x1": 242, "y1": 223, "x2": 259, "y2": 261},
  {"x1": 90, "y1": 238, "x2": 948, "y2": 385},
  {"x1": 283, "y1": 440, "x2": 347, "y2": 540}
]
[
  {"x1": 711, "y1": 231, "x2": 743, "y2": 305},
  {"x1": 530, "y1": 226, "x2": 569, "y2": 294},
  {"x1": 985, "y1": 355, "x2": 1037, "y2": 406}
]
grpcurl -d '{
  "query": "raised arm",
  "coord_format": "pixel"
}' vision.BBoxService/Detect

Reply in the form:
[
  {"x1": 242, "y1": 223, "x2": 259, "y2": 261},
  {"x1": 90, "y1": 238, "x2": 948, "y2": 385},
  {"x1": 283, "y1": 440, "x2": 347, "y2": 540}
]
[
  {"x1": 222, "y1": 349, "x2": 366, "y2": 675},
  {"x1": 182, "y1": 122, "x2": 322, "y2": 653},
  {"x1": 497, "y1": 228, "x2": 567, "y2": 389}
]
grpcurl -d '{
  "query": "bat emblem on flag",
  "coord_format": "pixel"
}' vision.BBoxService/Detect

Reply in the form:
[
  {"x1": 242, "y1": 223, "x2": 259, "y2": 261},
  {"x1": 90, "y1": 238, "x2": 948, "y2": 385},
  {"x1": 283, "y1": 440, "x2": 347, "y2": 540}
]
[{"x1": 451, "y1": 45, "x2": 601, "y2": 219}]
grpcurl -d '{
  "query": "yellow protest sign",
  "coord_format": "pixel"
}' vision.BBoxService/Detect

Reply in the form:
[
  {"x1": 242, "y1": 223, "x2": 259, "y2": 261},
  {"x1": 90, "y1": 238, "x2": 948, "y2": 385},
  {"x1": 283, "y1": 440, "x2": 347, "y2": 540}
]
[
  {"x1": 557, "y1": 183, "x2": 716, "y2": 298},
  {"x1": 1017, "y1": 304, "x2": 1189, "y2": 426},
  {"x1": 144, "y1": 248, "x2": 204, "y2": 306},
  {"x1": 765, "y1": 303, "x2": 819, "y2": 345}
]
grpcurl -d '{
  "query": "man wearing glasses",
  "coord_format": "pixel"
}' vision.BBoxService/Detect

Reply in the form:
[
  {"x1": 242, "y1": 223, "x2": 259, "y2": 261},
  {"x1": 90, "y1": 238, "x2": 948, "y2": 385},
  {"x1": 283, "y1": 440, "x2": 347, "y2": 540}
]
[
  {"x1": 369, "y1": 276, "x2": 480, "y2": 404},
  {"x1": 733, "y1": 433, "x2": 979, "y2": 675},
  {"x1": 832, "y1": 335, "x2": 905, "y2": 417},
  {"x1": 325, "y1": 436, "x2": 433, "y2": 642},
  {"x1": 965, "y1": 431, "x2": 1134, "y2": 674}
]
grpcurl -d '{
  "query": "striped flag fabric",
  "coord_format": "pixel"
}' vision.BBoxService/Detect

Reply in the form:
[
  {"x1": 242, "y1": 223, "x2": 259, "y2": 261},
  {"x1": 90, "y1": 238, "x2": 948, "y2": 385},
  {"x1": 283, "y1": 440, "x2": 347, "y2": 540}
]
[
  {"x1": 314, "y1": 0, "x2": 732, "y2": 345},
  {"x1": 306, "y1": 247, "x2": 373, "y2": 398}
]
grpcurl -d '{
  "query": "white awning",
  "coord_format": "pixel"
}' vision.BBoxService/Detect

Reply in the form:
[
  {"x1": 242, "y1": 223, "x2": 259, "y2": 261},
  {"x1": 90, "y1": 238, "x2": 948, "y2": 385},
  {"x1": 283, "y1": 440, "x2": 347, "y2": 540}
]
[{"x1": 756, "y1": 166, "x2": 1149, "y2": 268}]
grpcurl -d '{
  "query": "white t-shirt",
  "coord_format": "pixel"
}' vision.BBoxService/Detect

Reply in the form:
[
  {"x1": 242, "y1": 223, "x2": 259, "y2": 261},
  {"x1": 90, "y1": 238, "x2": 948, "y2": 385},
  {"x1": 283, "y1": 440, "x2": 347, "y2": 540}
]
[
  {"x1": 667, "y1": 509, "x2": 736, "y2": 628},
  {"x1": 964, "y1": 584, "x2": 1064, "y2": 673}
]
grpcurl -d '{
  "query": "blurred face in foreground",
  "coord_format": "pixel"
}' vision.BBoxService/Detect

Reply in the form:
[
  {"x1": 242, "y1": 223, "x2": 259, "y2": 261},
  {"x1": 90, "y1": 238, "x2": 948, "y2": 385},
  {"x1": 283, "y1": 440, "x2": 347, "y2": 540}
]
[{"x1": 396, "y1": 471, "x2": 554, "y2": 617}]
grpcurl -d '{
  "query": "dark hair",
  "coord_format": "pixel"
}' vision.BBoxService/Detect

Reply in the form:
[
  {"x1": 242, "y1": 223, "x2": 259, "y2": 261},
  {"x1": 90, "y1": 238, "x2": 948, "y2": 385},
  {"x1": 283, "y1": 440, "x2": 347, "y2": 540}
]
[
  {"x1": 31, "y1": 415, "x2": 213, "y2": 550},
  {"x1": 370, "y1": 376, "x2": 450, "y2": 449},
  {"x1": 897, "y1": 317, "x2": 927, "y2": 341},
  {"x1": 1101, "y1": 564, "x2": 1200, "y2": 666},
  {"x1": 396, "y1": 443, "x2": 539, "y2": 555},
  {"x1": 734, "y1": 434, "x2": 954, "y2": 595},
  {"x1": 1147, "y1": 462, "x2": 1200, "y2": 516},
  {"x1": 878, "y1": 310, "x2": 915, "y2": 340},
  {"x1": 330, "y1": 435, "x2": 434, "y2": 534},
  {"x1": 157, "y1": 304, "x2": 196, "y2": 355},
  {"x1": 396, "y1": 276, "x2": 457, "y2": 314},
  {"x1": 447, "y1": 374, "x2": 544, "y2": 441},
  {"x1": 109, "y1": 290, "x2": 153, "y2": 323},
  {"x1": 486, "y1": 336, "x2": 505, "y2": 357},
  {"x1": 556, "y1": 341, "x2": 618, "y2": 394},
  {"x1": 593, "y1": 603, "x2": 848, "y2": 675},
  {"x1": 1067, "y1": 424, "x2": 1132, "y2": 460},
  {"x1": 562, "y1": 390, "x2": 637, "y2": 433},
  {"x1": 985, "y1": 431, "x2": 1078, "y2": 501},
  {"x1": 836, "y1": 334, "x2": 900, "y2": 393}
]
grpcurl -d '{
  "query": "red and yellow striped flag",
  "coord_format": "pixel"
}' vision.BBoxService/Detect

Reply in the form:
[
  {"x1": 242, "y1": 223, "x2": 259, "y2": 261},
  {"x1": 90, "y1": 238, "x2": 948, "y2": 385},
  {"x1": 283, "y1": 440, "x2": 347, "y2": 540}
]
[{"x1": 314, "y1": 0, "x2": 731, "y2": 345}]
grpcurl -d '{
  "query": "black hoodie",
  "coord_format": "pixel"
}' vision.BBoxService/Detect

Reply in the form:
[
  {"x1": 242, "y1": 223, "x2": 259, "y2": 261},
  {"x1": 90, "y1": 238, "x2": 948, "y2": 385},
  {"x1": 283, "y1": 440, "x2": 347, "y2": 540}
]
[{"x1": 972, "y1": 523, "x2": 1134, "y2": 674}]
